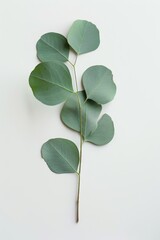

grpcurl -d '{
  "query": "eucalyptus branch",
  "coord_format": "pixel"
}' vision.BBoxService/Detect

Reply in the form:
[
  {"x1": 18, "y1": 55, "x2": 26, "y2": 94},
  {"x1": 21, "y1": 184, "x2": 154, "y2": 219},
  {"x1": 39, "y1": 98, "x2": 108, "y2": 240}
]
[{"x1": 29, "y1": 19, "x2": 116, "y2": 223}]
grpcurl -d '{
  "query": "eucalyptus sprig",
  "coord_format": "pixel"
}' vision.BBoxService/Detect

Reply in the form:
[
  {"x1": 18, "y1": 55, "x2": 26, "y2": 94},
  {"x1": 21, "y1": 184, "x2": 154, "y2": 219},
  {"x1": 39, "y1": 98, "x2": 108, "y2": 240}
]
[{"x1": 29, "y1": 20, "x2": 116, "y2": 223}]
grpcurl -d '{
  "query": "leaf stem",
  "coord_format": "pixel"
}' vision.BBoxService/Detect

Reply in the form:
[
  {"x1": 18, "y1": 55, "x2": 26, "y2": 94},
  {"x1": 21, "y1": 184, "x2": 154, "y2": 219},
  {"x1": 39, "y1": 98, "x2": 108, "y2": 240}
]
[
  {"x1": 69, "y1": 55, "x2": 83, "y2": 223},
  {"x1": 76, "y1": 136, "x2": 83, "y2": 223},
  {"x1": 73, "y1": 64, "x2": 79, "y2": 93}
]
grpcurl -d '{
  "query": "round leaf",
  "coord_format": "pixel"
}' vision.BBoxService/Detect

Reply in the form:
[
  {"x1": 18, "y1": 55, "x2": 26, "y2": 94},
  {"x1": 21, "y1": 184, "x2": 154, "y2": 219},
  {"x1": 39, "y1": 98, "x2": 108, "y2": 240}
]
[
  {"x1": 82, "y1": 65, "x2": 116, "y2": 104},
  {"x1": 36, "y1": 33, "x2": 70, "y2": 62},
  {"x1": 67, "y1": 20, "x2": 100, "y2": 55},
  {"x1": 41, "y1": 138, "x2": 79, "y2": 174},
  {"x1": 85, "y1": 114, "x2": 114, "y2": 145},
  {"x1": 61, "y1": 91, "x2": 102, "y2": 138},
  {"x1": 29, "y1": 61, "x2": 73, "y2": 105}
]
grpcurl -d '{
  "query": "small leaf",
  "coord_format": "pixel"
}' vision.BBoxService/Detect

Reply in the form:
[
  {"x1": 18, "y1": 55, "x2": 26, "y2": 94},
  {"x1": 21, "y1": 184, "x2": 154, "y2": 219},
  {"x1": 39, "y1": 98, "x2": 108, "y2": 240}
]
[
  {"x1": 41, "y1": 138, "x2": 79, "y2": 174},
  {"x1": 82, "y1": 65, "x2": 116, "y2": 104},
  {"x1": 61, "y1": 91, "x2": 102, "y2": 138},
  {"x1": 85, "y1": 114, "x2": 114, "y2": 146},
  {"x1": 29, "y1": 61, "x2": 73, "y2": 105},
  {"x1": 67, "y1": 20, "x2": 100, "y2": 55},
  {"x1": 36, "y1": 33, "x2": 70, "y2": 62}
]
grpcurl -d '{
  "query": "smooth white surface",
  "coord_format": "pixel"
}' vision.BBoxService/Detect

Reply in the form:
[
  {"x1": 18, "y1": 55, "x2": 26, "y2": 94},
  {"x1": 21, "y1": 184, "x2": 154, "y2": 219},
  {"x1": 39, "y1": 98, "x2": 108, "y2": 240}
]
[{"x1": 0, "y1": 0, "x2": 160, "y2": 239}]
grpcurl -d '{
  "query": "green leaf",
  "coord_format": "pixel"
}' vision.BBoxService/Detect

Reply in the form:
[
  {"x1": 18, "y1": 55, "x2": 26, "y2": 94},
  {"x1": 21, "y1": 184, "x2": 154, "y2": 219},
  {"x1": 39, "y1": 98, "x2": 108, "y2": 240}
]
[
  {"x1": 61, "y1": 91, "x2": 102, "y2": 139},
  {"x1": 29, "y1": 61, "x2": 73, "y2": 105},
  {"x1": 41, "y1": 138, "x2": 79, "y2": 174},
  {"x1": 67, "y1": 20, "x2": 100, "y2": 55},
  {"x1": 85, "y1": 114, "x2": 114, "y2": 146},
  {"x1": 82, "y1": 65, "x2": 116, "y2": 104},
  {"x1": 36, "y1": 33, "x2": 70, "y2": 62}
]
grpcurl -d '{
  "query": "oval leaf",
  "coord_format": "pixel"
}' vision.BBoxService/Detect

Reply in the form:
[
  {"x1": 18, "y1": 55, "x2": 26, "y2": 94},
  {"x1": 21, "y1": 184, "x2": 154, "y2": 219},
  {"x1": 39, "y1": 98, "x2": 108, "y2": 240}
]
[
  {"x1": 29, "y1": 61, "x2": 73, "y2": 105},
  {"x1": 41, "y1": 138, "x2": 79, "y2": 174},
  {"x1": 61, "y1": 91, "x2": 102, "y2": 138},
  {"x1": 85, "y1": 114, "x2": 114, "y2": 145},
  {"x1": 82, "y1": 65, "x2": 116, "y2": 104},
  {"x1": 36, "y1": 33, "x2": 70, "y2": 62},
  {"x1": 67, "y1": 20, "x2": 100, "y2": 55}
]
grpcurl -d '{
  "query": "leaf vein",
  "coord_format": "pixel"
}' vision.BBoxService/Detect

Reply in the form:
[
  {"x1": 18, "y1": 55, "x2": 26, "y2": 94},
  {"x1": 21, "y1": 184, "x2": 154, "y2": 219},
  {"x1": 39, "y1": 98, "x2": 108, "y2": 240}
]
[
  {"x1": 32, "y1": 75, "x2": 73, "y2": 93},
  {"x1": 40, "y1": 38, "x2": 68, "y2": 61},
  {"x1": 50, "y1": 143, "x2": 77, "y2": 172}
]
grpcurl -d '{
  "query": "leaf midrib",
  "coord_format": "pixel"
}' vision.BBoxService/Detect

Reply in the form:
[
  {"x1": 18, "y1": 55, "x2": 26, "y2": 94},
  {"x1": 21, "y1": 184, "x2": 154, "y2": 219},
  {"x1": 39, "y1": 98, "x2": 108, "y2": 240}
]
[
  {"x1": 51, "y1": 143, "x2": 78, "y2": 172},
  {"x1": 78, "y1": 21, "x2": 89, "y2": 54},
  {"x1": 32, "y1": 75, "x2": 73, "y2": 93},
  {"x1": 85, "y1": 70, "x2": 113, "y2": 99},
  {"x1": 40, "y1": 38, "x2": 68, "y2": 61}
]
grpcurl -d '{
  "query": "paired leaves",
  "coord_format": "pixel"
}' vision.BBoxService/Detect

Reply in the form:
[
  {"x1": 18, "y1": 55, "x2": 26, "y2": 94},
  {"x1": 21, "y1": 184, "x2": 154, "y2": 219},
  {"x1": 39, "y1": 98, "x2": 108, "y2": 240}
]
[
  {"x1": 41, "y1": 138, "x2": 79, "y2": 173},
  {"x1": 61, "y1": 92, "x2": 114, "y2": 145},
  {"x1": 37, "y1": 33, "x2": 70, "y2": 62},
  {"x1": 82, "y1": 65, "x2": 116, "y2": 104},
  {"x1": 61, "y1": 91, "x2": 102, "y2": 139},
  {"x1": 29, "y1": 61, "x2": 73, "y2": 105},
  {"x1": 67, "y1": 20, "x2": 100, "y2": 54}
]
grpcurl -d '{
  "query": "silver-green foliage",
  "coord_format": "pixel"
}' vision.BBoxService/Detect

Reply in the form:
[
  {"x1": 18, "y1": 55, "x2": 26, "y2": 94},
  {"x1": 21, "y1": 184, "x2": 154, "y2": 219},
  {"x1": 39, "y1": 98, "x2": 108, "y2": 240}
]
[
  {"x1": 41, "y1": 138, "x2": 79, "y2": 173},
  {"x1": 29, "y1": 61, "x2": 73, "y2": 105},
  {"x1": 67, "y1": 20, "x2": 100, "y2": 54},
  {"x1": 29, "y1": 19, "x2": 116, "y2": 222}
]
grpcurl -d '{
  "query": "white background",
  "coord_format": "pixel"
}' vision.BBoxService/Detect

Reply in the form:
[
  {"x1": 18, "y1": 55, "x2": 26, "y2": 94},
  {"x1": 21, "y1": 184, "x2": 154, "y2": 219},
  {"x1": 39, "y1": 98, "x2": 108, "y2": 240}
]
[{"x1": 0, "y1": 0, "x2": 160, "y2": 239}]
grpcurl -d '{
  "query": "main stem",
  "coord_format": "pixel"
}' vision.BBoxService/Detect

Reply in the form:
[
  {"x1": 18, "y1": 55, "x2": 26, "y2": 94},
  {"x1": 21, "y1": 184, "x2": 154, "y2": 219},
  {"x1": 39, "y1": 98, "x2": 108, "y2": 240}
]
[
  {"x1": 71, "y1": 56, "x2": 83, "y2": 223},
  {"x1": 76, "y1": 133, "x2": 83, "y2": 223}
]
